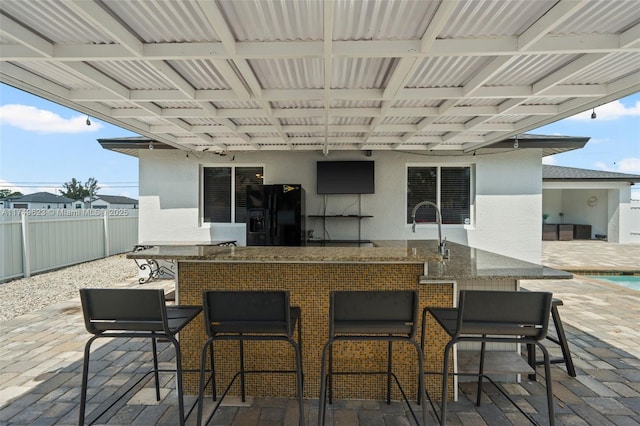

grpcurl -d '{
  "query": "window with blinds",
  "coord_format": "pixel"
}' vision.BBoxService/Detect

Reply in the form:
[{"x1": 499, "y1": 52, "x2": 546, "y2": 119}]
[
  {"x1": 407, "y1": 166, "x2": 471, "y2": 225},
  {"x1": 203, "y1": 166, "x2": 264, "y2": 223}
]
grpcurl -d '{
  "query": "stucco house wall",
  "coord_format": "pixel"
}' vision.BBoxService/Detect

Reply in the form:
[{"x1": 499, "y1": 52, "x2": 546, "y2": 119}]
[
  {"x1": 138, "y1": 148, "x2": 544, "y2": 263},
  {"x1": 91, "y1": 200, "x2": 138, "y2": 209},
  {"x1": 543, "y1": 181, "x2": 638, "y2": 243}
]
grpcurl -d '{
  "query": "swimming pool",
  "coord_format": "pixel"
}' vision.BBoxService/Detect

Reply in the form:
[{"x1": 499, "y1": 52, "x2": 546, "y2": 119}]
[{"x1": 587, "y1": 275, "x2": 640, "y2": 291}]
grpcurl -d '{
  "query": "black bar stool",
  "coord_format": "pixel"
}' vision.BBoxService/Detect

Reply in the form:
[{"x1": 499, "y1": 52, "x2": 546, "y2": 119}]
[
  {"x1": 78, "y1": 288, "x2": 202, "y2": 426},
  {"x1": 425, "y1": 290, "x2": 556, "y2": 426},
  {"x1": 528, "y1": 298, "x2": 577, "y2": 379},
  {"x1": 196, "y1": 290, "x2": 304, "y2": 426},
  {"x1": 318, "y1": 290, "x2": 429, "y2": 426}
]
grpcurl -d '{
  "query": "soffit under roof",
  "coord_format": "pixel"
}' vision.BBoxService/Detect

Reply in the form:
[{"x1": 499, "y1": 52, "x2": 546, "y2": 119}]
[{"x1": 1, "y1": 0, "x2": 639, "y2": 155}]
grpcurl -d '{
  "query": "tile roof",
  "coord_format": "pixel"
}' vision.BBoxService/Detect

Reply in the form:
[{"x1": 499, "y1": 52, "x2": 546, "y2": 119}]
[
  {"x1": 543, "y1": 165, "x2": 640, "y2": 182},
  {"x1": 94, "y1": 195, "x2": 138, "y2": 204},
  {"x1": 8, "y1": 192, "x2": 76, "y2": 204}
]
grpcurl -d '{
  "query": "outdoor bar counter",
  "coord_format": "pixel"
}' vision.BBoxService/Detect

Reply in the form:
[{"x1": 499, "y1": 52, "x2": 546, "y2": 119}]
[{"x1": 128, "y1": 241, "x2": 571, "y2": 400}]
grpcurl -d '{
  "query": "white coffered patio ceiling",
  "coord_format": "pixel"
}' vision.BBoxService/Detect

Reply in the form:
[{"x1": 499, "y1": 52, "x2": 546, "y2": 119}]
[{"x1": 1, "y1": 0, "x2": 639, "y2": 154}]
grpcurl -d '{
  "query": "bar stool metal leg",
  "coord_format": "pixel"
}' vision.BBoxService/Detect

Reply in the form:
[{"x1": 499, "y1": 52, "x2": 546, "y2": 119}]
[
  {"x1": 79, "y1": 336, "x2": 97, "y2": 425},
  {"x1": 151, "y1": 336, "x2": 160, "y2": 401},
  {"x1": 550, "y1": 302, "x2": 576, "y2": 377},
  {"x1": 528, "y1": 299, "x2": 576, "y2": 380}
]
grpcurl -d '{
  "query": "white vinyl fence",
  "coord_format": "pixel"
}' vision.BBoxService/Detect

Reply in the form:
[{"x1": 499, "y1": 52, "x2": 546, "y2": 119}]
[{"x1": 1, "y1": 209, "x2": 138, "y2": 282}]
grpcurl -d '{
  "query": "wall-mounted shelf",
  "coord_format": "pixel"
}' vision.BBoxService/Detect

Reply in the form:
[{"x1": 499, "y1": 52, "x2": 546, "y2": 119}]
[
  {"x1": 308, "y1": 192, "x2": 375, "y2": 246},
  {"x1": 308, "y1": 215, "x2": 373, "y2": 219}
]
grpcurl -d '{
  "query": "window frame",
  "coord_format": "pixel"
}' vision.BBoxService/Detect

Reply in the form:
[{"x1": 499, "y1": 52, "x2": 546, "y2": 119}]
[
  {"x1": 406, "y1": 164, "x2": 474, "y2": 227},
  {"x1": 200, "y1": 163, "x2": 265, "y2": 225}
]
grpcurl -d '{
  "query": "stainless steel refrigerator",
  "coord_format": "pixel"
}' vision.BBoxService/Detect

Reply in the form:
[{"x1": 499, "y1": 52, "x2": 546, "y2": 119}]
[{"x1": 246, "y1": 184, "x2": 305, "y2": 246}]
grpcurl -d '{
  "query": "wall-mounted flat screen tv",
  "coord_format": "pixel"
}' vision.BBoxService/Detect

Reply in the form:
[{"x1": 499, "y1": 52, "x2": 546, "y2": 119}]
[{"x1": 316, "y1": 161, "x2": 375, "y2": 194}]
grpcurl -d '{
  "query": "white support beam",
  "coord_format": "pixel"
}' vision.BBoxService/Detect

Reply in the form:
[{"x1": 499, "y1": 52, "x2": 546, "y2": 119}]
[
  {"x1": 0, "y1": 15, "x2": 53, "y2": 57},
  {"x1": 517, "y1": 0, "x2": 591, "y2": 50},
  {"x1": 65, "y1": 0, "x2": 144, "y2": 56}
]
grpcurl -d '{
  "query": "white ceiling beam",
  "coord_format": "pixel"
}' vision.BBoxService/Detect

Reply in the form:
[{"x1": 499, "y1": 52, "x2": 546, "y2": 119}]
[
  {"x1": 110, "y1": 104, "x2": 560, "y2": 121},
  {"x1": 197, "y1": 0, "x2": 282, "y2": 147},
  {"x1": 164, "y1": 108, "x2": 218, "y2": 118},
  {"x1": 210, "y1": 60, "x2": 252, "y2": 100},
  {"x1": 3, "y1": 35, "x2": 638, "y2": 64},
  {"x1": 63, "y1": 66, "x2": 230, "y2": 147},
  {"x1": 322, "y1": 0, "x2": 335, "y2": 154},
  {"x1": 196, "y1": 0, "x2": 237, "y2": 55},
  {"x1": 144, "y1": 42, "x2": 227, "y2": 59},
  {"x1": 435, "y1": 0, "x2": 596, "y2": 149},
  {"x1": 620, "y1": 22, "x2": 640, "y2": 48},
  {"x1": 63, "y1": 62, "x2": 131, "y2": 99},
  {"x1": 64, "y1": 0, "x2": 143, "y2": 56},
  {"x1": 147, "y1": 61, "x2": 195, "y2": 98},
  {"x1": 111, "y1": 108, "x2": 155, "y2": 118},
  {"x1": 68, "y1": 85, "x2": 609, "y2": 104},
  {"x1": 517, "y1": 0, "x2": 591, "y2": 50},
  {"x1": 0, "y1": 63, "x2": 69, "y2": 99},
  {"x1": 532, "y1": 53, "x2": 609, "y2": 94},
  {"x1": 170, "y1": 123, "x2": 442, "y2": 135},
  {"x1": 462, "y1": 56, "x2": 515, "y2": 97},
  {"x1": 0, "y1": 15, "x2": 53, "y2": 57},
  {"x1": 382, "y1": 0, "x2": 458, "y2": 100},
  {"x1": 539, "y1": 84, "x2": 607, "y2": 97}
]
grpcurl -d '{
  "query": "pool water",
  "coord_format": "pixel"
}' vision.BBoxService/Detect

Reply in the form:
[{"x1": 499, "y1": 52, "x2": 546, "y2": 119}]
[{"x1": 587, "y1": 275, "x2": 640, "y2": 291}]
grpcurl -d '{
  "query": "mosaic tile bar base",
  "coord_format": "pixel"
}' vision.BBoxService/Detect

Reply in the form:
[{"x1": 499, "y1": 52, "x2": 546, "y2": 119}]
[{"x1": 177, "y1": 261, "x2": 453, "y2": 401}]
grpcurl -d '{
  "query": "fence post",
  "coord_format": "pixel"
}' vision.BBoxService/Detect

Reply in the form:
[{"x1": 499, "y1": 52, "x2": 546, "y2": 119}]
[
  {"x1": 21, "y1": 211, "x2": 31, "y2": 278},
  {"x1": 103, "y1": 211, "x2": 110, "y2": 257}
]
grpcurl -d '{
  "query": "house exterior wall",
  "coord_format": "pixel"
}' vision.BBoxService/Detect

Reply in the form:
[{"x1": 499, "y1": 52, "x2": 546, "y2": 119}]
[
  {"x1": 91, "y1": 200, "x2": 138, "y2": 209},
  {"x1": 543, "y1": 182, "x2": 638, "y2": 243},
  {"x1": 138, "y1": 149, "x2": 543, "y2": 263},
  {"x1": 8, "y1": 201, "x2": 72, "y2": 209},
  {"x1": 632, "y1": 199, "x2": 640, "y2": 242}
]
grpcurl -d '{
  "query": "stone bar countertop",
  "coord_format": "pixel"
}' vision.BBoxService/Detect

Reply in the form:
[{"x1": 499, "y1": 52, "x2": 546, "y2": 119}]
[{"x1": 128, "y1": 240, "x2": 572, "y2": 281}]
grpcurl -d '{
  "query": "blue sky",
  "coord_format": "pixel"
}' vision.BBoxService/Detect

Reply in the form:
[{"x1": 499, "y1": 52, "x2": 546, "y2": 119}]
[{"x1": 1, "y1": 83, "x2": 639, "y2": 200}]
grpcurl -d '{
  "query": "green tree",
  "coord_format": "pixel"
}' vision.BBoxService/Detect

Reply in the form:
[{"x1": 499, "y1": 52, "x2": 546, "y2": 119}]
[
  {"x1": 0, "y1": 189, "x2": 23, "y2": 198},
  {"x1": 59, "y1": 177, "x2": 100, "y2": 200}
]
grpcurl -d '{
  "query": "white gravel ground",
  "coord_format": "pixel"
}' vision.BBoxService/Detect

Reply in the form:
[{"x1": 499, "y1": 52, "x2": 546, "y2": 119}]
[{"x1": 0, "y1": 254, "x2": 141, "y2": 322}]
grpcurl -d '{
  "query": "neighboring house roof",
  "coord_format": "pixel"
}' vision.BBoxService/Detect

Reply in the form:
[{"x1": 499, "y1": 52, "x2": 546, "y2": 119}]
[
  {"x1": 9, "y1": 192, "x2": 75, "y2": 204},
  {"x1": 543, "y1": 165, "x2": 640, "y2": 183},
  {"x1": 93, "y1": 195, "x2": 138, "y2": 204},
  {"x1": 98, "y1": 134, "x2": 590, "y2": 158}
]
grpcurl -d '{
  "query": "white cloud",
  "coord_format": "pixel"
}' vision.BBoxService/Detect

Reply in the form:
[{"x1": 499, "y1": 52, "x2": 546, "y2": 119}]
[
  {"x1": 617, "y1": 157, "x2": 640, "y2": 174},
  {"x1": 595, "y1": 158, "x2": 640, "y2": 174},
  {"x1": 542, "y1": 156, "x2": 556, "y2": 165},
  {"x1": 594, "y1": 161, "x2": 608, "y2": 171},
  {"x1": 0, "y1": 179, "x2": 57, "y2": 195},
  {"x1": 567, "y1": 99, "x2": 640, "y2": 121},
  {"x1": 0, "y1": 104, "x2": 102, "y2": 133}
]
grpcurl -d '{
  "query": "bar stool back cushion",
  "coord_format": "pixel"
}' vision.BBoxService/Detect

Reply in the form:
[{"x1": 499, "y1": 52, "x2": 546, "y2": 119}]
[
  {"x1": 456, "y1": 290, "x2": 552, "y2": 339},
  {"x1": 203, "y1": 290, "x2": 294, "y2": 335},
  {"x1": 330, "y1": 290, "x2": 417, "y2": 336},
  {"x1": 80, "y1": 288, "x2": 168, "y2": 333}
]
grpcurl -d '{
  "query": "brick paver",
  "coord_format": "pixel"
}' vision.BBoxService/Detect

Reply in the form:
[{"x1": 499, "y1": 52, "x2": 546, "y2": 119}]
[{"x1": 1, "y1": 241, "x2": 639, "y2": 425}]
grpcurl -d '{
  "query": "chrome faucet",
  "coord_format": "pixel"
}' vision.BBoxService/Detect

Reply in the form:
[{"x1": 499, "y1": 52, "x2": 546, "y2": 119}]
[{"x1": 411, "y1": 200, "x2": 448, "y2": 258}]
